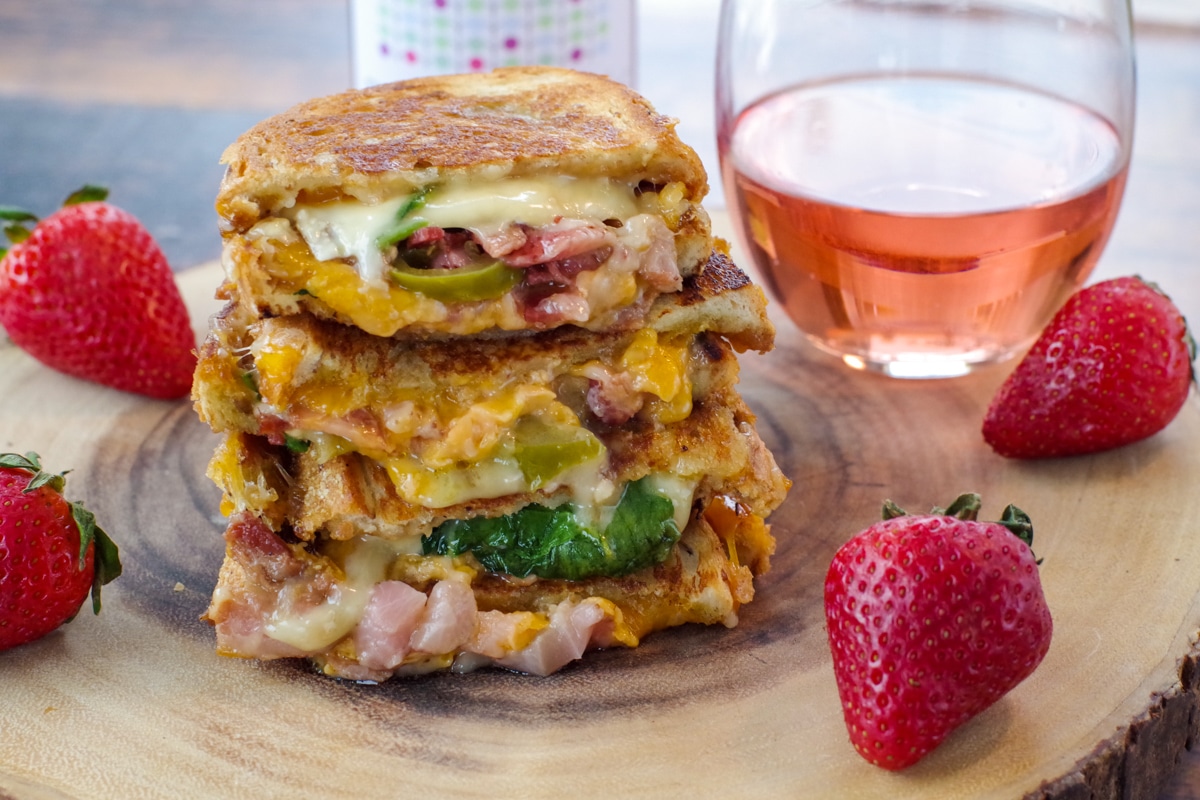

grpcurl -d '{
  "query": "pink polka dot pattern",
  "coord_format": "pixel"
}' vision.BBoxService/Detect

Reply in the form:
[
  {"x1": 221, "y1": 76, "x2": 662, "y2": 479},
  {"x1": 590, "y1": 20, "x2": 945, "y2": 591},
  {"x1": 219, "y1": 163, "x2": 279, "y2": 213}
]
[{"x1": 352, "y1": 0, "x2": 635, "y2": 87}]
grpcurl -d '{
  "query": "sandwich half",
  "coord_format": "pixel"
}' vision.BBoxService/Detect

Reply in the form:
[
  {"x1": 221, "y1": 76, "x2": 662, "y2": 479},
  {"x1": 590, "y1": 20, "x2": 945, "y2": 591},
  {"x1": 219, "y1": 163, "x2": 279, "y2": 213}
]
[
  {"x1": 215, "y1": 66, "x2": 713, "y2": 338},
  {"x1": 194, "y1": 250, "x2": 790, "y2": 679}
]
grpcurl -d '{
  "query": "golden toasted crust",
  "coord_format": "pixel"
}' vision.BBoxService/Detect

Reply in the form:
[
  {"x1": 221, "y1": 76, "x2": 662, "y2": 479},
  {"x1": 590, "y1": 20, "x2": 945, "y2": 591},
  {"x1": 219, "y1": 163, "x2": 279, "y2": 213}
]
[
  {"x1": 644, "y1": 242, "x2": 775, "y2": 353},
  {"x1": 217, "y1": 67, "x2": 708, "y2": 233}
]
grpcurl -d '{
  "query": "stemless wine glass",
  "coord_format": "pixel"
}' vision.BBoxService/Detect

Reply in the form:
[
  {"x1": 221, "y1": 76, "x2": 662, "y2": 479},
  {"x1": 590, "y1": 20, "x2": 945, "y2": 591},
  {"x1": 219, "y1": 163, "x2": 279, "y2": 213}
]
[{"x1": 716, "y1": 0, "x2": 1135, "y2": 379}]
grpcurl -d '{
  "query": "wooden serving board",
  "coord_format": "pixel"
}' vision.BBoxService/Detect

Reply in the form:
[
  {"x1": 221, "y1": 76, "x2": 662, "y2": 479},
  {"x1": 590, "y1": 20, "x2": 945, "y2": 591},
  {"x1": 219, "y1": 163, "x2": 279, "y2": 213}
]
[{"x1": 2, "y1": 258, "x2": 1200, "y2": 800}]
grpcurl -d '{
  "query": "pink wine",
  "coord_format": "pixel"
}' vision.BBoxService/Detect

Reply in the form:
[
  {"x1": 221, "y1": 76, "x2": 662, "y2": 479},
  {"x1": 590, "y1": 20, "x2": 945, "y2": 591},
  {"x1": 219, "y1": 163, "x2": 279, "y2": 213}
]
[{"x1": 721, "y1": 74, "x2": 1128, "y2": 378}]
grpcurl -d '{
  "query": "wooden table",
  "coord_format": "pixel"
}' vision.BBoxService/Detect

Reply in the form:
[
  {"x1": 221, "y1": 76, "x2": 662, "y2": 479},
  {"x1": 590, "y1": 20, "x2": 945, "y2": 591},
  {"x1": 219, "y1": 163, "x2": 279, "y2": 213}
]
[{"x1": 3, "y1": 2, "x2": 1200, "y2": 797}]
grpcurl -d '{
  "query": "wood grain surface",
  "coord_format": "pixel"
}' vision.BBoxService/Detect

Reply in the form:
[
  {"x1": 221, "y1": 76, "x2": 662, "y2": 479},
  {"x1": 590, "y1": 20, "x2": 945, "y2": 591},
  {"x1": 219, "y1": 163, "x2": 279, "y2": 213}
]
[{"x1": 1, "y1": 258, "x2": 1199, "y2": 799}]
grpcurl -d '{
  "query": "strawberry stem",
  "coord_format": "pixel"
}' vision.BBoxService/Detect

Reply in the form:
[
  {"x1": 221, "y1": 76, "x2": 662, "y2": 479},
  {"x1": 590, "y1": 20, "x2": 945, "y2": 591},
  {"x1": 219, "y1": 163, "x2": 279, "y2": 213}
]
[
  {"x1": 83, "y1": 511, "x2": 122, "y2": 614},
  {"x1": 2, "y1": 222, "x2": 32, "y2": 255},
  {"x1": 1, "y1": 206, "x2": 38, "y2": 255}
]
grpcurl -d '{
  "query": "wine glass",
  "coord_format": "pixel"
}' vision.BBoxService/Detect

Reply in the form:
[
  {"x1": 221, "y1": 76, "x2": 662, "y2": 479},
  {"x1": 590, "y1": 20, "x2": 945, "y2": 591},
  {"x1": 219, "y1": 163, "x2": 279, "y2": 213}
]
[{"x1": 716, "y1": 0, "x2": 1135, "y2": 379}]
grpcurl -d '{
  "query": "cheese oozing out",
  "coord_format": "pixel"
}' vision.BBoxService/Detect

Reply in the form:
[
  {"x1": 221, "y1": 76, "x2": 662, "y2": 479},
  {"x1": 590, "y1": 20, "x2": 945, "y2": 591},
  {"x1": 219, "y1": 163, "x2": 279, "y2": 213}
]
[
  {"x1": 244, "y1": 324, "x2": 695, "y2": 511},
  {"x1": 287, "y1": 176, "x2": 644, "y2": 286},
  {"x1": 263, "y1": 535, "x2": 421, "y2": 652}
]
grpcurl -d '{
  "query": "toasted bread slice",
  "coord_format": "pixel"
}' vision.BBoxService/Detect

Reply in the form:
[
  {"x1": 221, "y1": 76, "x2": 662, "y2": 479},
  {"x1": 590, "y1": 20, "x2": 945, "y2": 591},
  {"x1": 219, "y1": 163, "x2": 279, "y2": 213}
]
[
  {"x1": 193, "y1": 246, "x2": 774, "y2": 439},
  {"x1": 217, "y1": 66, "x2": 707, "y2": 232}
]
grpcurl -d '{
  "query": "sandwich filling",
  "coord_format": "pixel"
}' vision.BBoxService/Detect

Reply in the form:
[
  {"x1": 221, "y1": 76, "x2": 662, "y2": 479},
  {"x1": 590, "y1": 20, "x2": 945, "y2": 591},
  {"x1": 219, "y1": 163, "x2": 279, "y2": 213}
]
[
  {"x1": 208, "y1": 487, "x2": 776, "y2": 680},
  {"x1": 208, "y1": 311, "x2": 703, "y2": 512},
  {"x1": 240, "y1": 177, "x2": 691, "y2": 337}
]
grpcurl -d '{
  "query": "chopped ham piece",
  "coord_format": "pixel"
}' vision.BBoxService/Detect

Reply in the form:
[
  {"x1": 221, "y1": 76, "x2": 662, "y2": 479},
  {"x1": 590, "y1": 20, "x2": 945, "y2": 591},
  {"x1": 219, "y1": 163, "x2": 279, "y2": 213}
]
[
  {"x1": 225, "y1": 511, "x2": 302, "y2": 583},
  {"x1": 212, "y1": 602, "x2": 308, "y2": 660},
  {"x1": 464, "y1": 609, "x2": 541, "y2": 659},
  {"x1": 495, "y1": 599, "x2": 612, "y2": 676},
  {"x1": 521, "y1": 245, "x2": 613, "y2": 286},
  {"x1": 409, "y1": 579, "x2": 478, "y2": 654},
  {"x1": 522, "y1": 290, "x2": 592, "y2": 326},
  {"x1": 354, "y1": 581, "x2": 428, "y2": 670},
  {"x1": 399, "y1": 229, "x2": 477, "y2": 271},
  {"x1": 257, "y1": 414, "x2": 291, "y2": 447},
  {"x1": 637, "y1": 223, "x2": 683, "y2": 292}
]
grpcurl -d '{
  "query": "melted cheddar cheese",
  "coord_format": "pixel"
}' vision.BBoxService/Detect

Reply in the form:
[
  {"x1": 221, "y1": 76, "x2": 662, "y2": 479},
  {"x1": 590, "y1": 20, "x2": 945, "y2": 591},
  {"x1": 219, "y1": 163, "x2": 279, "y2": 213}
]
[{"x1": 243, "y1": 321, "x2": 696, "y2": 510}]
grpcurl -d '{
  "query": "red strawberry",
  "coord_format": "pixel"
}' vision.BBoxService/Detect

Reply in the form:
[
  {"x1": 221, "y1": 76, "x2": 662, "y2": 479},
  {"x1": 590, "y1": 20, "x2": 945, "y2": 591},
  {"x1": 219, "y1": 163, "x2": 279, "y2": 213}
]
[
  {"x1": 983, "y1": 276, "x2": 1195, "y2": 458},
  {"x1": 0, "y1": 186, "x2": 196, "y2": 399},
  {"x1": 824, "y1": 494, "x2": 1052, "y2": 770},
  {"x1": 0, "y1": 451, "x2": 122, "y2": 651}
]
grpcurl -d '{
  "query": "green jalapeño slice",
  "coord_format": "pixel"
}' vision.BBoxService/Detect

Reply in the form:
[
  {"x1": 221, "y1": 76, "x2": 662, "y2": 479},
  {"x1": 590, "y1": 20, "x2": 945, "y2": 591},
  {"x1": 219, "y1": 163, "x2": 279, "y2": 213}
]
[
  {"x1": 390, "y1": 258, "x2": 524, "y2": 302},
  {"x1": 512, "y1": 418, "x2": 604, "y2": 491}
]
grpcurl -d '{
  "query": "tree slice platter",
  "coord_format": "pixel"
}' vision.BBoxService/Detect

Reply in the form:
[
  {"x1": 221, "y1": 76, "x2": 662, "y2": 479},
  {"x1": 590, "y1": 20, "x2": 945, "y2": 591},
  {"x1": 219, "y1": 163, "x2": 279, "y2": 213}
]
[{"x1": 2, "y1": 258, "x2": 1199, "y2": 800}]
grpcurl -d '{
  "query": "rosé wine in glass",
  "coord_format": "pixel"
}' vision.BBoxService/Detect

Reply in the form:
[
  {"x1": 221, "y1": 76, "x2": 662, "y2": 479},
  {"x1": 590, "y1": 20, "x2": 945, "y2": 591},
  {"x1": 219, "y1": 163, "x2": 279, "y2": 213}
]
[{"x1": 716, "y1": 0, "x2": 1135, "y2": 379}]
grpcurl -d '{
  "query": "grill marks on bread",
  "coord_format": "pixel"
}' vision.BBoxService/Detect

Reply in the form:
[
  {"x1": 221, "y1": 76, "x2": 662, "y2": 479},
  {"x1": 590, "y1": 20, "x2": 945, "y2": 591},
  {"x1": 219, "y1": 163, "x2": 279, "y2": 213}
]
[{"x1": 217, "y1": 67, "x2": 708, "y2": 232}]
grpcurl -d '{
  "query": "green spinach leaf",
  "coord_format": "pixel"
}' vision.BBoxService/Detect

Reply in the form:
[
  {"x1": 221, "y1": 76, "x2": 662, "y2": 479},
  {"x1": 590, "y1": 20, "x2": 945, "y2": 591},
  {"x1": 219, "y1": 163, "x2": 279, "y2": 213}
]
[{"x1": 422, "y1": 477, "x2": 680, "y2": 580}]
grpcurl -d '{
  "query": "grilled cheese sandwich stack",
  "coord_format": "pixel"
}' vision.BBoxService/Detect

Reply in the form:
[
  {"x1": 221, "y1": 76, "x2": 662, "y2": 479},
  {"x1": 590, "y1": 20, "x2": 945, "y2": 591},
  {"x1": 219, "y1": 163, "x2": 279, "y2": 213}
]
[{"x1": 193, "y1": 67, "x2": 790, "y2": 680}]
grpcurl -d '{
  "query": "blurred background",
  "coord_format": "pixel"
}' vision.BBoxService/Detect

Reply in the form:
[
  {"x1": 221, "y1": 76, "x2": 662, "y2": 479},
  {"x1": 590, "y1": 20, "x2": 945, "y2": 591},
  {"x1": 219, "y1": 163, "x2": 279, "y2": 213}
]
[
  {"x1": 0, "y1": 0, "x2": 721, "y2": 269},
  {"x1": 0, "y1": 0, "x2": 1198, "y2": 292}
]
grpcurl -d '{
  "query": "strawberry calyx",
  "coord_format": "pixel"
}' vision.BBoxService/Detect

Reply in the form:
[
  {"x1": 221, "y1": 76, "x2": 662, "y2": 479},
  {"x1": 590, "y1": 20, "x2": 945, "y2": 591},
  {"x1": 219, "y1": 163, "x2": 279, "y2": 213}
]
[
  {"x1": 0, "y1": 451, "x2": 122, "y2": 613},
  {"x1": 882, "y1": 492, "x2": 1036, "y2": 553},
  {"x1": 0, "y1": 206, "x2": 36, "y2": 256},
  {"x1": 0, "y1": 185, "x2": 110, "y2": 258},
  {"x1": 62, "y1": 185, "x2": 110, "y2": 206}
]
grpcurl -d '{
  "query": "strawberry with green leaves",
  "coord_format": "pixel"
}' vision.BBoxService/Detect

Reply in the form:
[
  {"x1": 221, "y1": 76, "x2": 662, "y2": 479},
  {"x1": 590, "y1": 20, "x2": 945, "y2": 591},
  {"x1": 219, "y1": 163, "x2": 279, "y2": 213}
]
[
  {"x1": 983, "y1": 276, "x2": 1195, "y2": 458},
  {"x1": 0, "y1": 186, "x2": 196, "y2": 400},
  {"x1": 824, "y1": 494, "x2": 1052, "y2": 770},
  {"x1": 0, "y1": 452, "x2": 121, "y2": 651}
]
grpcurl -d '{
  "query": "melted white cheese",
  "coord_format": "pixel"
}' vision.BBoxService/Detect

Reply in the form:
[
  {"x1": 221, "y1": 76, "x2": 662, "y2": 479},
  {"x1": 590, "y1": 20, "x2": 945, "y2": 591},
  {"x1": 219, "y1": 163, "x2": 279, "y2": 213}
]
[
  {"x1": 416, "y1": 177, "x2": 639, "y2": 232},
  {"x1": 264, "y1": 536, "x2": 409, "y2": 652},
  {"x1": 291, "y1": 198, "x2": 406, "y2": 288},
  {"x1": 643, "y1": 473, "x2": 698, "y2": 532},
  {"x1": 285, "y1": 177, "x2": 640, "y2": 286}
]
